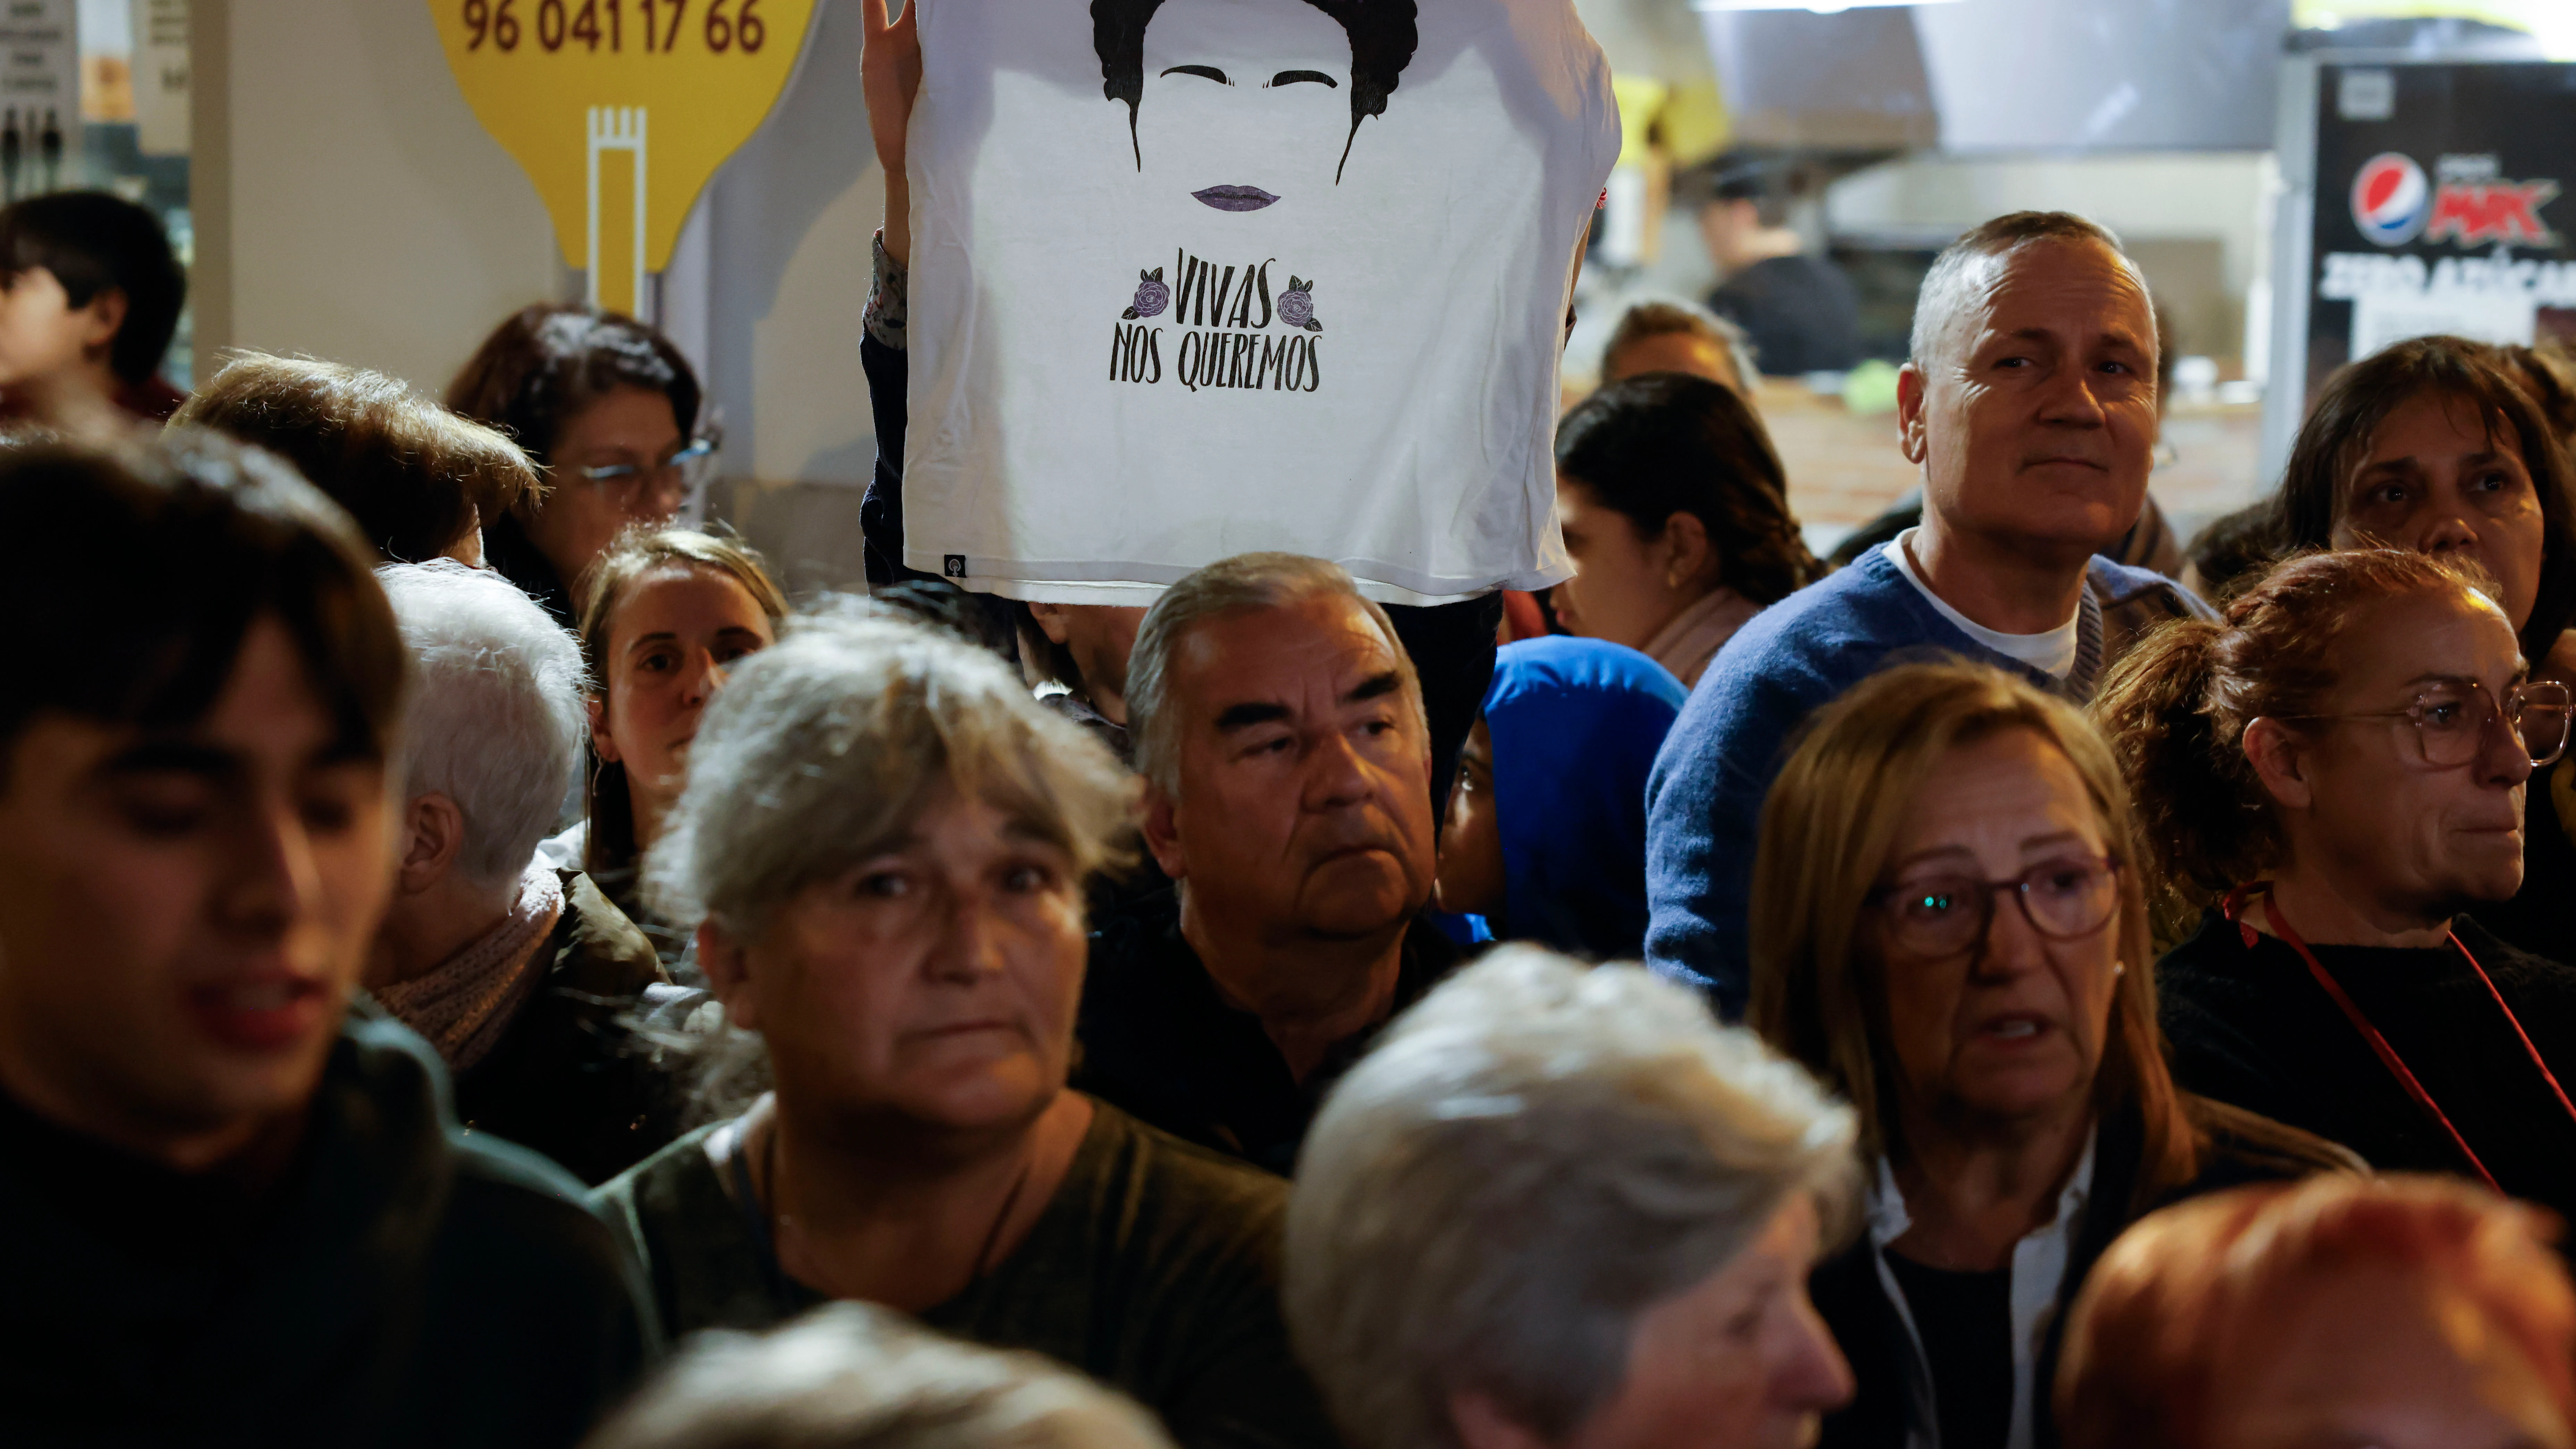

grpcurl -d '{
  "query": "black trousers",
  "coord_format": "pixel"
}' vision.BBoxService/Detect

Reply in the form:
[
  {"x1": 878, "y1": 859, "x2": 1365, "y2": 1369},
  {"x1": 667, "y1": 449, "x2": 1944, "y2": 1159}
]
[{"x1": 1388, "y1": 592, "x2": 1505, "y2": 825}]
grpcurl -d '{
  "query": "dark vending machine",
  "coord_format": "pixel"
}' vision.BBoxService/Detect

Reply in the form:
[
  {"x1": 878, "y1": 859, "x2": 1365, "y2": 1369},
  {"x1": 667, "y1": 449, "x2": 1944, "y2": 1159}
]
[{"x1": 2263, "y1": 59, "x2": 2576, "y2": 478}]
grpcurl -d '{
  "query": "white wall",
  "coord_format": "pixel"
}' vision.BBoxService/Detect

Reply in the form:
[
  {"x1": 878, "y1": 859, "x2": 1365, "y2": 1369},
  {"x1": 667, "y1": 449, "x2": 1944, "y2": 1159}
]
[
  {"x1": 200, "y1": 0, "x2": 561, "y2": 395},
  {"x1": 195, "y1": 0, "x2": 884, "y2": 591}
]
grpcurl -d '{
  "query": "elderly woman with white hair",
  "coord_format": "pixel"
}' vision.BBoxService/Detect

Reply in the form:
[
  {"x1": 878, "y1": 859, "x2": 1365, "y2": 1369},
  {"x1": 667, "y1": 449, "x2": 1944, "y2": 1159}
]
[
  {"x1": 587, "y1": 612, "x2": 1338, "y2": 1449},
  {"x1": 369, "y1": 559, "x2": 677, "y2": 1184},
  {"x1": 1287, "y1": 946, "x2": 1861, "y2": 1449}
]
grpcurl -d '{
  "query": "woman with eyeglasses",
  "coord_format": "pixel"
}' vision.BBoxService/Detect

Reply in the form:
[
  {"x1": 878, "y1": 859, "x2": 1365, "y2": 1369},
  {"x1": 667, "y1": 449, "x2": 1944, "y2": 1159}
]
[
  {"x1": 447, "y1": 304, "x2": 715, "y2": 627},
  {"x1": 2271, "y1": 335, "x2": 2576, "y2": 966},
  {"x1": 1749, "y1": 661, "x2": 2350, "y2": 1449},
  {"x1": 2094, "y1": 547, "x2": 2576, "y2": 1228}
]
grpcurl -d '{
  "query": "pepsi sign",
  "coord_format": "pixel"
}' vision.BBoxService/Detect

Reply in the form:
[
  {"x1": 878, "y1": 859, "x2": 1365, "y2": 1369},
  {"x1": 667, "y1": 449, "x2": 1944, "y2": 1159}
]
[
  {"x1": 2351, "y1": 152, "x2": 2430, "y2": 246},
  {"x1": 2426, "y1": 154, "x2": 2559, "y2": 248},
  {"x1": 2298, "y1": 63, "x2": 2576, "y2": 439},
  {"x1": 2350, "y1": 151, "x2": 2559, "y2": 250}
]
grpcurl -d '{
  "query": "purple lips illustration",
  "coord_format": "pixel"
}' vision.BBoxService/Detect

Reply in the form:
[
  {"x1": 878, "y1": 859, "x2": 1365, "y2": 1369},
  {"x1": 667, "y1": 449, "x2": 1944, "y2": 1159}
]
[
  {"x1": 1122, "y1": 267, "x2": 1169, "y2": 320},
  {"x1": 1192, "y1": 185, "x2": 1280, "y2": 212},
  {"x1": 1279, "y1": 277, "x2": 1321, "y2": 332}
]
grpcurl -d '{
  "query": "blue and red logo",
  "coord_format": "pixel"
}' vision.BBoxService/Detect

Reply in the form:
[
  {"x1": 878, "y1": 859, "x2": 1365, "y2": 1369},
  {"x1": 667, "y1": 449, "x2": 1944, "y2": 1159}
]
[{"x1": 2352, "y1": 152, "x2": 2431, "y2": 246}]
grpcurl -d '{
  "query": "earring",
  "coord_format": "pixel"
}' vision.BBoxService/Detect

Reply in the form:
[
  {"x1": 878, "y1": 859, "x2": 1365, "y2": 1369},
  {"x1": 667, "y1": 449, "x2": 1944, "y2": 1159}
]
[{"x1": 2113, "y1": 961, "x2": 2128, "y2": 978}]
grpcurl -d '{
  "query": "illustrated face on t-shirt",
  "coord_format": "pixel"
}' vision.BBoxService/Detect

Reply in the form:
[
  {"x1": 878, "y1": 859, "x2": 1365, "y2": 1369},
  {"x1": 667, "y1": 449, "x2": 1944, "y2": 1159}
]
[{"x1": 1095, "y1": 0, "x2": 1420, "y2": 215}]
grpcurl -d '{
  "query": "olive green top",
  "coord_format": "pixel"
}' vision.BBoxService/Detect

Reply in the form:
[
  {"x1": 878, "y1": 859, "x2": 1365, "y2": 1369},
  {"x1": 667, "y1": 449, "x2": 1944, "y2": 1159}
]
[{"x1": 588, "y1": 1097, "x2": 1339, "y2": 1449}]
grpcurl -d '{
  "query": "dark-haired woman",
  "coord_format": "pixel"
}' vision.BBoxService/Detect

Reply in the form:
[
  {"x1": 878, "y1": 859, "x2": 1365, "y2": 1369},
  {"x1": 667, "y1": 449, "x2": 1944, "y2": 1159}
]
[
  {"x1": 447, "y1": 304, "x2": 709, "y2": 627},
  {"x1": 2093, "y1": 548, "x2": 2576, "y2": 1222},
  {"x1": 1551, "y1": 372, "x2": 1821, "y2": 687},
  {"x1": 2271, "y1": 333, "x2": 2576, "y2": 966}
]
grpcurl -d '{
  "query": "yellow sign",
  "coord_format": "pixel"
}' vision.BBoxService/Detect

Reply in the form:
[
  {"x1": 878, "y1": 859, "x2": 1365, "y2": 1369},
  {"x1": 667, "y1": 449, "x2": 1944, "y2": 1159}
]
[{"x1": 428, "y1": 0, "x2": 821, "y2": 315}]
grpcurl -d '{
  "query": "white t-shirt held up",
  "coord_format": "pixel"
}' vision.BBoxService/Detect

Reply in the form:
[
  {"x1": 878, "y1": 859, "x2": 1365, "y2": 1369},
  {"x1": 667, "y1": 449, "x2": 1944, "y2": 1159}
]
[{"x1": 902, "y1": 0, "x2": 1620, "y2": 604}]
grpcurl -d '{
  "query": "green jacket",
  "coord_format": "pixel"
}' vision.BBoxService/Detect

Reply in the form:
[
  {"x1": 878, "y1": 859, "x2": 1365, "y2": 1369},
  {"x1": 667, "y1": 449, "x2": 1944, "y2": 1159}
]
[
  {"x1": 590, "y1": 1098, "x2": 1339, "y2": 1449},
  {"x1": 0, "y1": 1006, "x2": 654, "y2": 1446},
  {"x1": 453, "y1": 870, "x2": 680, "y2": 1186}
]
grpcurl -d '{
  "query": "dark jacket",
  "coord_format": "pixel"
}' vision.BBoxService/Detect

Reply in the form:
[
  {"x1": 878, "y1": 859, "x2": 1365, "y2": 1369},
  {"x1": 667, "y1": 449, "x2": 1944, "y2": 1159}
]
[
  {"x1": 0, "y1": 1006, "x2": 654, "y2": 1447},
  {"x1": 451, "y1": 870, "x2": 681, "y2": 1186},
  {"x1": 1811, "y1": 1094, "x2": 2357, "y2": 1449},
  {"x1": 1076, "y1": 888, "x2": 1461, "y2": 1177},
  {"x1": 2160, "y1": 909, "x2": 2576, "y2": 1220},
  {"x1": 1706, "y1": 253, "x2": 1864, "y2": 376},
  {"x1": 485, "y1": 511, "x2": 573, "y2": 629}
]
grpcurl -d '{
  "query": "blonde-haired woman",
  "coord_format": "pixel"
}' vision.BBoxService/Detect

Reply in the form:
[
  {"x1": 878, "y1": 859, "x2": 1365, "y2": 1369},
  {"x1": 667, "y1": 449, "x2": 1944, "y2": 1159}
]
[{"x1": 1748, "y1": 661, "x2": 2353, "y2": 1449}]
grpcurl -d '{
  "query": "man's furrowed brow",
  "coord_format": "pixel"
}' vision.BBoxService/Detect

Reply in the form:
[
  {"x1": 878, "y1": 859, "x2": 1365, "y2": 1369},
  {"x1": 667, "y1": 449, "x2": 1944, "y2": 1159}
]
[
  {"x1": 1342, "y1": 672, "x2": 1403, "y2": 707},
  {"x1": 1214, "y1": 700, "x2": 1294, "y2": 732}
]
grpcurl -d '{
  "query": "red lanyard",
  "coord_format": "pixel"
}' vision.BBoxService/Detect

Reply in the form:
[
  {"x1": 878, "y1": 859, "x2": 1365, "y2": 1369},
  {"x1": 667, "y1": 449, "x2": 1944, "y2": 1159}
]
[{"x1": 2223, "y1": 884, "x2": 2576, "y2": 1193}]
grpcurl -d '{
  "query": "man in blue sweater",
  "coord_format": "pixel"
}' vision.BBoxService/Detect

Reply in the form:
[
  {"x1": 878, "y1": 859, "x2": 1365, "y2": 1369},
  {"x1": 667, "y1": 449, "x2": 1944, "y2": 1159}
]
[{"x1": 1644, "y1": 212, "x2": 2211, "y2": 1013}]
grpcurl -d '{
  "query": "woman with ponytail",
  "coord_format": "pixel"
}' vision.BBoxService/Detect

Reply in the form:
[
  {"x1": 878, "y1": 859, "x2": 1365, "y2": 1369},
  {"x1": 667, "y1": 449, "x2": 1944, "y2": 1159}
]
[
  {"x1": 2273, "y1": 334, "x2": 2576, "y2": 964},
  {"x1": 2094, "y1": 549, "x2": 2576, "y2": 1220}
]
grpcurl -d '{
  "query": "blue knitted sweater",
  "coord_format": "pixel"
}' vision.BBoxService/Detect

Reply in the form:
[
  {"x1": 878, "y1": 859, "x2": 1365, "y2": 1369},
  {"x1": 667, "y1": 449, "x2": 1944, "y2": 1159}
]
[{"x1": 1643, "y1": 544, "x2": 2209, "y2": 1015}]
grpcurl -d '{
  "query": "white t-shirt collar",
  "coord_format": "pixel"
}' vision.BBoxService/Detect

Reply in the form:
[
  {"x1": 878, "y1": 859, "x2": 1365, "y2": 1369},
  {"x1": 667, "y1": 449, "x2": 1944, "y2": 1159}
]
[{"x1": 1884, "y1": 528, "x2": 2080, "y2": 680}]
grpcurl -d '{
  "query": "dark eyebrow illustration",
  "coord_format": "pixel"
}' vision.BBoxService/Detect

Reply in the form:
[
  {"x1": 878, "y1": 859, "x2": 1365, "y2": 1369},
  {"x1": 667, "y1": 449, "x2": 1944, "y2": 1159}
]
[{"x1": 1091, "y1": 0, "x2": 1421, "y2": 180}]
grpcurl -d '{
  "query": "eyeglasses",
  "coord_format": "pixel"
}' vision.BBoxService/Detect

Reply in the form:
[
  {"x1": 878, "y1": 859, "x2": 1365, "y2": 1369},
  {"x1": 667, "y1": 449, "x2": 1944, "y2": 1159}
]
[
  {"x1": 2276, "y1": 678, "x2": 2573, "y2": 770},
  {"x1": 578, "y1": 435, "x2": 720, "y2": 498},
  {"x1": 1868, "y1": 855, "x2": 2123, "y2": 958}
]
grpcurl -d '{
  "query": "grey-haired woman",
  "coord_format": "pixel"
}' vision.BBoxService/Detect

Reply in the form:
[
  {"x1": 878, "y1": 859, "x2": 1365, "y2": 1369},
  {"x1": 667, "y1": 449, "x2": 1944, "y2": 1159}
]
[{"x1": 587, "y1": 613, "x2": 1335, "y2": 1449}]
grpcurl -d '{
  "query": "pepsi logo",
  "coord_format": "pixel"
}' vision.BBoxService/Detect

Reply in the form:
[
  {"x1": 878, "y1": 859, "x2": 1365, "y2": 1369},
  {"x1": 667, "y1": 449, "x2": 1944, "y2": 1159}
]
[{"x1": 2353, "y1": 152, "x2": 2431, "y2": 247}]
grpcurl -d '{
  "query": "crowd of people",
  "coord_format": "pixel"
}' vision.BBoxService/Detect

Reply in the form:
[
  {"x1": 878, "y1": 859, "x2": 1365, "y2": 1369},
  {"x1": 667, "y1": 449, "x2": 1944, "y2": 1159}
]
[{"x1": 13, "y1": 18, "x2": 2576, "y2": 1447}]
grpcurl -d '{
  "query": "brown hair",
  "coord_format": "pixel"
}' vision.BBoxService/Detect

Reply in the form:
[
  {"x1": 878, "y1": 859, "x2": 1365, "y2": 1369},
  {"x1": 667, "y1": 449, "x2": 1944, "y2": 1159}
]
[
  {"x1": 1748, "y1": 661, "x2": 2201, "y2": 1211},
  {"x1": 2090, "y1": 549, "x2": 2499, "y2": 917},
  {"x1": 6, "y1": 427, "x2": 404, "y2": 771},
  {"x1": 2493, "y1": 339, "x2": 2576, "y2": 450},
  {"x1": 577, "y1": 527, "x2": 789, "y2": 876},
  {"x1": 1600, "y1": 299, "x2": 1757, "y2": 387},
  {"x1": 1553, "y1": 372, "x2": 1821, "y2": 608},
  {"x1": 2273, "y1": 334, "x2": 2576, "y2": 662},
  {"x1": 444, "y1": 304, "x2": 701, "y2": 469},
  {"x1": 2057, "y1": 1174, "x2": 2575, "y2": 1449},
  {"x1": 175, "y1": 352, "x2": 541, "y2": 564}
]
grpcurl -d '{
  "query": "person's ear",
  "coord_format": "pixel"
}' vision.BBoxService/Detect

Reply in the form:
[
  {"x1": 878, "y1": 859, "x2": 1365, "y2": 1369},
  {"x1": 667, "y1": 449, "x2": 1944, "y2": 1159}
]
[
  {"x1": 696, "y1": 920, "x2": 762, "y2": 1032},
  {"x1": 1027, "y1": 601, "x2": 1076, "y2": 647},
  {"x1": 397, "y1": 793, "x2": 467, "y2": 896},
  {"x1": 77, "y1": 286, "x2": 127, "y2": 358},
  {"x1": 588, "y1": 695, "x2": 621, "y2": 763},
  {"x1": 1897, "y1": 362, "x2": 1931, "y2": 466},
  {"x1": 1448, "y1": 1393, "x2": 1549, "y2": 1449},
  {"x1": 2242, "y1": 717, "x2": 2317, "y2": 812},
  {"x1": 1661, "y1": 510, "x2": 1718, "y2": 592},
  {"x1": 1141, "y1": 780, "x2": 1187, "y2": 882}
]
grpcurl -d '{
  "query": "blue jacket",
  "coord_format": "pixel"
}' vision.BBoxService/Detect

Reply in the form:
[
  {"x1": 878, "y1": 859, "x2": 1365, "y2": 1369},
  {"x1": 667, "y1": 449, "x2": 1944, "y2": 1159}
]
[
  {"x1": 1484, "y1": 636, "x2": 1689, "y2": 960},
  {"x1": 1642, "y1": 544, "x2": 2211, "y2": 1015}
]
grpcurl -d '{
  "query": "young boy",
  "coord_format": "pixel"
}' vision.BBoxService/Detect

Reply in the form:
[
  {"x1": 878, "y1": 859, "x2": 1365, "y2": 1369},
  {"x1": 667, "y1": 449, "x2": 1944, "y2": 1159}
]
[
  {"x1": 0, "y1": 189, "x2": 188, "y2": 432},
  {"x1": 0, "y1": 430, "x2": 651, "y2": 1445}
]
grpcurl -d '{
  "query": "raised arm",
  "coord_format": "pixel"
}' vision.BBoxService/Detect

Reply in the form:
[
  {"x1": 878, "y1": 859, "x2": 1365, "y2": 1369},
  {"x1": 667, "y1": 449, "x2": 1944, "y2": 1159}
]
[{"x1": 863, "y1": 0, "x2": 920, "y2": 268}]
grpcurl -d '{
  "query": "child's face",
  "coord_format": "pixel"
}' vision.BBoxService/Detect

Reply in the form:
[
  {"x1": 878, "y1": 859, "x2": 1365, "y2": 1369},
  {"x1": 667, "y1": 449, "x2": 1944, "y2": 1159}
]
[{"x1": 0, "y1": 265, "x2": 117, "y2": 390}]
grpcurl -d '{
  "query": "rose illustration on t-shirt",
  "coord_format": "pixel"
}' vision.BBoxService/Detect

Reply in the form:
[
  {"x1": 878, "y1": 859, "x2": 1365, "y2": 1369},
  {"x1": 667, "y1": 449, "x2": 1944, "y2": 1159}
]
[
  {"x1": 1092, "y1": 0, "x2": 1420, "y2": 213},
  {"x1": 1279, "y1": 276, "x2": 1320, "y2": 331},
  {"x1": 1124, "y1": 267, "x2": 1171, "y2": 319}
]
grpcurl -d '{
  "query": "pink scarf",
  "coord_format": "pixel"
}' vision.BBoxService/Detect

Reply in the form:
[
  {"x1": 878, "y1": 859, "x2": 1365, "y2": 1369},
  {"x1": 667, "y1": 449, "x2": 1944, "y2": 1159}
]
[
  {"x1": 375, "y1": 862, "x2": 566, "y2": 1071},
  {"x1": 1643, "y1": 587, "x2": 1762, "y2": 689}
]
